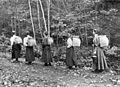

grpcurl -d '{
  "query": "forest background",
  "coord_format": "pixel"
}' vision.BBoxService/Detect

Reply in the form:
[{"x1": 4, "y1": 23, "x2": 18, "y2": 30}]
[
  {"x1": 0, "y1": 0, "x2": 119, "y2": 46},
  {"x1": 0, "y1": 0, "x2": 120, "y2": 64}
]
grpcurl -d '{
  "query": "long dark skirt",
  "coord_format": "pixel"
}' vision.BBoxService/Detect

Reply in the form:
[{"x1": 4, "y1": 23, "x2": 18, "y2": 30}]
[
  {"x1": 66, "y1": 46, "x2": 77, "y2": 67},
  {"x1": 41, "y1": 45, "x2": 52, "y2": 63},
  {"x1": 92, "y1": 47, "x2": 109, "y2": 71},
  {"x1": 25, "y1": 46, "x2": 35, "y2": 62},
  {"x1": 12, "y1": 43, "x2": 21, "y2": 60}
]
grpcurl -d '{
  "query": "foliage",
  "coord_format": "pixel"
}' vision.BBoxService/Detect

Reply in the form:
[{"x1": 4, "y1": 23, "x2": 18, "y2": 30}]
[{"x1": 0, "y1": 0, "x2": 119, "y2": 47}]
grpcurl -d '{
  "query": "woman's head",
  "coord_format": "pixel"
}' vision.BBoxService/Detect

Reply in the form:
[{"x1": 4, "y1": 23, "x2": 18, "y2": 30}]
[
  {"x1": 67, "y1": 33, "x2": 72, "y2": 38},
  {"x1": 12, "y1": 31, "x2": 16, "y2": 35},
  {"x1": 26, "y1": 31, "x2": 30, "y2": 35},
  {"x1": 93, "y1": 29, "x2": 105, "y2": 35},
  {"x1": 44, "y1": 32, "x2": 48, "y2": 36}
]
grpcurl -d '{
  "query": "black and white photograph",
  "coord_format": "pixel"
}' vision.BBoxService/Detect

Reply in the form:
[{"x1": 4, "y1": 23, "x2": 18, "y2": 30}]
[{"x1": 0, "y1": 0, "x2": 120, "y2": 87}]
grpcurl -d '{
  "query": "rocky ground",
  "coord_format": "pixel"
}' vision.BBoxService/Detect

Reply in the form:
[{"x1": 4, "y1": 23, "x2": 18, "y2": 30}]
[{"x1": 0, "y1": 52, "x2": 120, "y2": 87}]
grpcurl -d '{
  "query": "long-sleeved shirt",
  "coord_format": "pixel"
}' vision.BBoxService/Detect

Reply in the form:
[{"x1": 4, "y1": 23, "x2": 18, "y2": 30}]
[
  {"x1": 23, "y1": 35, "x2": 31, "y2": 46},
  {"x1": 10, "y1": 35, "x2": 22, "y2": 46},
  {"x1": 93, "y1": 34, "x2": 99, "y2": 46},
  {"x1": 67, "y1": 38, "x2": 73, "y2": 48},
  {"x1": 10, "y1": 35, "x2": 16, "y2": 46},
  {"x1": 23, "y1": 35, "x2": 36, "y2": 46}
]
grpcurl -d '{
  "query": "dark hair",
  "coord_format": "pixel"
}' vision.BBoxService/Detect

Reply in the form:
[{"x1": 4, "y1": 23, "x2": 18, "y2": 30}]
[
  {"x1": 93, "y1": 29, "x2": 97, "y2": 33},
  {"x1": 44, "y1": 32, "x2": 48, "y2": 36},
  {"x1": 26, "y1": 31, "x2": 30, "y2": 35},
  {"x1": 96, "y1": 30, "x2": 106, "y2": 35},
  {"x1": 12, "y1": 31, "x2": 15, "y2": 35}
]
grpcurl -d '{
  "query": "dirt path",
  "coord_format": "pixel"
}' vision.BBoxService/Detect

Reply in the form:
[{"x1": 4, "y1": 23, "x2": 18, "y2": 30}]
[{"x1": 0, "y1": 55, "x2": 120, "y2": 87}]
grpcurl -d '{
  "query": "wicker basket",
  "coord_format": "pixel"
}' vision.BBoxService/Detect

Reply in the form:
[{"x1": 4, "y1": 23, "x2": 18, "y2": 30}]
[
  {"x1": 14, "y1": 36, "x2": 22, "y2": 44},
  {"x1": 99, "y1": 35, "x2": 109, "y2": 47},
  {"x1": 72, "y1": 36, "x2": 81, "y2": 46},
  {"x1": 27, "y1": 38, "x2": 36, "y2": 46}
]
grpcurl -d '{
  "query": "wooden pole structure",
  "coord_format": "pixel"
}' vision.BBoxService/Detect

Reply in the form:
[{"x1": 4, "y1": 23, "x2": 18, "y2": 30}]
[
  {"x1": 28, "y1": 0, "x2": 36, "y2": 39},
  {"x1": 39, "y1": 0, "x2": 48, "y2": 33}
]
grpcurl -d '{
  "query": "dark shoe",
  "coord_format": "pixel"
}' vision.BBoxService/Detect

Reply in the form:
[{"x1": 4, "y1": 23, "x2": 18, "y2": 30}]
[
  {"x1": 44, "y1": 63, "x2": 48, "y2": 66},
  {"x1": 11, "y1": 59, "x2": 19, "y2": 63},
  {"x1": 48, "y1": 63, "x2": 52, "y2": 66},
  {"x1": 26, "y1": 62, "x2": 32, "y2": 65},
  {"x1": 92, "y1": 69, "x2": 103, "y2": 73},
  {"x1": 11, "y1": 59, "x2": 15, "y2": 62},
  {"x1": 28, "y1": 62, "x2": 32, "y2": 65},
  {"x1": 68, "y1": 66, "x2": 73, "y2": 69},
  {"x1": 15, "y1": 59, "x2": 20, "y2": 62}
]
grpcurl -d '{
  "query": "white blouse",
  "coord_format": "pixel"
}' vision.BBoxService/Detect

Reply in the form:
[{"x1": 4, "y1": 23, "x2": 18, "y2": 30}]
[
  {"x1": 10, "y1": 35, "x2": 22, "y2": 46},
  {"x1": 23, "y1": 35, "x2": 36, "y2": 46},
  {"x1": 67, "y1": 38, "x2": 73, "y2": 48}
]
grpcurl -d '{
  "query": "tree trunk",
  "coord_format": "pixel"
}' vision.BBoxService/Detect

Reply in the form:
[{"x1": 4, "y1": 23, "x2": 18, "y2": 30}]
[
  {"x1": 48, "y1": 0, "x2": 50, "y2": 36},
  {"x1": 28, "y1": 0, "x2": 36, "y2": 39},
  {"x1": 15, "y1": 1, "x2": 17, "y2": 35},
  {"x1": 37, "y1": 0, "x2": 43, "y2": 38},
  {"x1": 39, "y1": 0, "x2": 48, "y2": 33}
]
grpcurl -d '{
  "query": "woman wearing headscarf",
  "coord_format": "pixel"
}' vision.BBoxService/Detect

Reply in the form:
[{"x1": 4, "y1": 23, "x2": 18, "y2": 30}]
[
  {"x1": 23, "y1": 32, "x2": 36, "y2": 64},
  {"x1": 10, "y1": 31, "x2": 22, "y2": 62},
  {"x1": 92, "y1": 30, "x2": 109, "y2": 72}
]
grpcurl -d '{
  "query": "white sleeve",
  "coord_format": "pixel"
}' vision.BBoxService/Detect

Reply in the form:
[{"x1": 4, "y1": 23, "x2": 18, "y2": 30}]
[
  {"x1": 33, "y1": 39, "x2": 37, "y2": 45},
  {"x1": 23, "y1": 37, "x2": 28, "y2": 46},
  {"x1": 10, "y1": 37, "x2": 14, "y2": 46},
  {"x1": 19, "y1": 37, "x2": 22, "y2": 43},
  {"x1": 67, "y1": 38, "x2": 72, "y2": 48}
]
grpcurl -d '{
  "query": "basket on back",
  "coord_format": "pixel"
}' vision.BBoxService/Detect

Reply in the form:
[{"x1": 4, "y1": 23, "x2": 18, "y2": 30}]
[
  {"x1": 67, "y1": 36, "x2": 81, "y2": 47},
  {"x1": 43, "y1": 37, "x2": 53, "y2": 45},
  {"x1": 14, "y1": 36, "x2": 22, "y2": 44},
  {"x1": 99, "y1": 35, "x2": 109, "y2": 47},
  {"x1": 72, "y1": 36, "x2": 81, "y2": 46},
  {"x1": 27, "y1": 37, "x2": 36, "y2": 46}
]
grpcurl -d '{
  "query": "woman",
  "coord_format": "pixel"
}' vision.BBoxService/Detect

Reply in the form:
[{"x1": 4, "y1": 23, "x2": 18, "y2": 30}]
[
  {"x1": 66, "y1": 34, "x2": 78, "y2": 69},
  {"x1": 92, "y1": 30, "x2": 109, "y2": 72},
  {"x1": 41, "y1": 32, "x2": 52, "y2": 66},
  {"x1": 10, "y1": 31, "x2": 22, "y2": 62},
  {"x1": 23, "y1": 32, "x2": 36, "y2": 64}
]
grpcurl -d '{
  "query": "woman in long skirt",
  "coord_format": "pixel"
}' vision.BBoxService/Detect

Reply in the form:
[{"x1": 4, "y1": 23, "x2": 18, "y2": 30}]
[
  {"x1": 66, "y1": 36, "x2": 78, "y2": 69},
  {"x1": 25, "y1": 46, "x2": 35, "y2": 64},
  {"x1": 23, "y1": 32, "x2": 35, "y2": 64},
  {"x1": 93, "y1": 47, "x2": 109, "y2": 72},
  {"x1": 41, "y1": 32, "x2": 52, "y2": 66},
  {"x1": 12, "y1": 43, "x2": 21, "y2": 61},
  {"x1": 92, "y1": 30, "x2": 109, "y2": 72},
  {"x1": 41, "y1": 44, "x2": 52, "y2": 66},
  {"x1": 10, "y1": 31, "x2": 22, "y2": 62}
]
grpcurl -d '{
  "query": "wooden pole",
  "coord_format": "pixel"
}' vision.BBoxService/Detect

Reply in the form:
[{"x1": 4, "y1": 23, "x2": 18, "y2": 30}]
[
  {"x1": 28, "y1": 0, "x2": 36, "y2": 39},
  {"x1": 39, "y1": 0, "x2": 48, "y2": 33}
]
